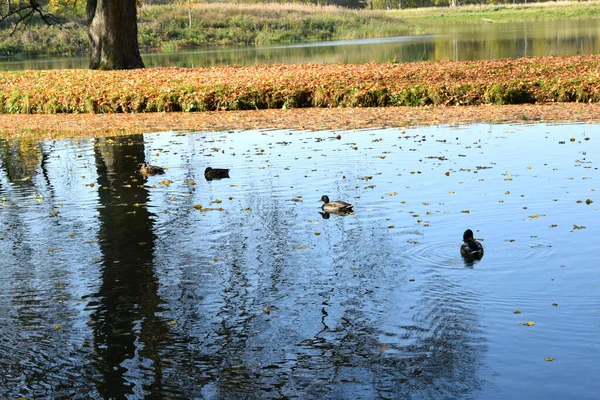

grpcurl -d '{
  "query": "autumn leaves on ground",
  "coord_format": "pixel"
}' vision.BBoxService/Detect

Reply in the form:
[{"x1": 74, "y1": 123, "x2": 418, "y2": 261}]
[{"x1": 2, "y1": 55, "x2": 600, "y2": 137}]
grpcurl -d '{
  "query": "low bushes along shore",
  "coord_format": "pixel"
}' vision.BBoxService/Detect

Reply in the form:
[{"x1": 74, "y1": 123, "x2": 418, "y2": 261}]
[{"x1": 1, "y1": 55, "x2": 599, "y2": 114}]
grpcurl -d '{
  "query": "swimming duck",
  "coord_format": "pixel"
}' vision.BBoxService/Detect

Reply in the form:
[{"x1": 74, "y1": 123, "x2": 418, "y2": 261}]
[
  {"x1": 319, "y1": 195, "x2": 354, "y2": 213},
  {"x1": 460, "y1": 229, "x2": 484, "y2": 260},
  {"x1": 204, "y1": 167, "x2": 230, "y2": 181},
  {"x1": 140, "y1": 163, "x2": 165, "y2": 175}
]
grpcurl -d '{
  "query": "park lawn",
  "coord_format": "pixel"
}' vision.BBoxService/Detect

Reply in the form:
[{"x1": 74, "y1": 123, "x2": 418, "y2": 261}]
[
  {"x1": 1, "y1": 54, "x2": 600, "y2": 138},
  {"x1": 1, "y1": 55, "x2": 600, "y2": 114}
]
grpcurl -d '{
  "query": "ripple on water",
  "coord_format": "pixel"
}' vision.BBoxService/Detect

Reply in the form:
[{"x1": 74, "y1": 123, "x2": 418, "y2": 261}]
[{"x1": 402, "y1": 240, "x2": 476, "y2": 269}]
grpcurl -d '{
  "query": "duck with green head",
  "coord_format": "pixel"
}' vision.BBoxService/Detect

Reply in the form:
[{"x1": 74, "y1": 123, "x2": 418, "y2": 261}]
[
  {"x1": 319, "y1": 195, "x2": 354, "y2": 213},
  {"x1": 460, "y1": 229, "x2": 484, "y2": 261},
  {"x1": 204, "y1": 167, "x2": 230, "y2": 181}
]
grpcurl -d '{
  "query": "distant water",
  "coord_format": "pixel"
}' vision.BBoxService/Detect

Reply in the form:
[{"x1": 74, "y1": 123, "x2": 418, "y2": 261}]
[{"x1": 1, "y1": 18, "x2": 600, "y2": 70}]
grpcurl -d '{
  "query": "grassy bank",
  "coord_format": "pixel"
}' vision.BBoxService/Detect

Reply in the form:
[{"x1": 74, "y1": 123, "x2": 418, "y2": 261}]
[
  {"x1": 395, "y1": 1, "x2": 600, "y2": 28},
  {"x1": 1, "y1": 55, "x2": 599, "y2": 114},
  {"x1": 2, "y1": 1, "x2": 600, "y2": 57},
  {"x1": 138, "y1": 3, "x2": 407, "y2": 52}
]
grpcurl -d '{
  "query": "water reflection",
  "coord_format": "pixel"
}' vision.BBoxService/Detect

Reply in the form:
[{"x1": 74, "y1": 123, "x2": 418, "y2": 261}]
[
  {"x1": 0, "y1": 123, "x2": 598, "y2": 398},
  {"x1": 1, "y1": 19, "x2": 600, "y2": 70}
]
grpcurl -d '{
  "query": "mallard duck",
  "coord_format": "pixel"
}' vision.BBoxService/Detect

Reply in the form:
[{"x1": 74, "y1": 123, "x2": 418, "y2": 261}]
[
  {"x1": 204, "y1": 167, "x2": 230, "y2": 181},
  {"x1": 460, "y1": 229, "x2": 484, "y2": 260},
  {"x1": 319, "y1": 195, "x2": 354, "y2": 213},
  {"x1": 140, "y1": 163, "x2": 165, "y2": 175}
]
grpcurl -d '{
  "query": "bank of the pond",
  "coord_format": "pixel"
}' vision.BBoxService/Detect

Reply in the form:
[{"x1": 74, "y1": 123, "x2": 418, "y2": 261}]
[
  {"x1": 1, "y1": 55, "x2": 600, "y2": 115},
  {"x1": 1, "y1": 103, "x2": 600, "y2": 139}
]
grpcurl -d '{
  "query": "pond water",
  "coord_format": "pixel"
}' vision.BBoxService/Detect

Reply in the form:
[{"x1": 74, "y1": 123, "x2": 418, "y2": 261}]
[
  {"x1": 1, "y1": 18, "x2": 599, "y2": 70},
  {"x1": 0, "y1": 122, "x2": 598, "y2": 398}
]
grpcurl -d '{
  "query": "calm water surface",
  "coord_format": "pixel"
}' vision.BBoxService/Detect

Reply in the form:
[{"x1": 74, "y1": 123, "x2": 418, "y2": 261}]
[
  {"x1": 1, "y1": 18, "x2": 599, "y2": 70},
  {"x1": 0, "y1": 123, "x2": 598, "y2": 398}
]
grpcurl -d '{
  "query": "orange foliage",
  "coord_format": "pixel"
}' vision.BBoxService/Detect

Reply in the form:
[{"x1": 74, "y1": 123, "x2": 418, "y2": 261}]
[{"x1": 1, "y1": 55, "x2": 600, "y2": 114}]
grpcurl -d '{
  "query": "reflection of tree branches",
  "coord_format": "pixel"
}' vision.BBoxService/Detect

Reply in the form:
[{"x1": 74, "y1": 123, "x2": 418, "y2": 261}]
[{"x1": 1, "y1": 1, "x2": 61, "y2": 36}]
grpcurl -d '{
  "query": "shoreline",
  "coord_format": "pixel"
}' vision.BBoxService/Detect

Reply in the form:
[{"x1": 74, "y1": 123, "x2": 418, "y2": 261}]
[{"x1": 1, "y1": 103, "x2": 598, "y2": 139}]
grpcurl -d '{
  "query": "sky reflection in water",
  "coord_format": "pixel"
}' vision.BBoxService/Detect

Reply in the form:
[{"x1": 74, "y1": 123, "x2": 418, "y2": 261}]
[{"x1": 0, "y1": 123, "x2": 598, "y2": 399}]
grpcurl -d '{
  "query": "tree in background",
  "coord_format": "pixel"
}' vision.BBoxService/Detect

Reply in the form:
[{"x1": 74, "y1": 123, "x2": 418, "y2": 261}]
[
  {"x1": 0, "y1": 0, "x2": 144, "y2": 69},
  {"x1": 87, "y1": 0, "x2": 144, "y2": 69}
]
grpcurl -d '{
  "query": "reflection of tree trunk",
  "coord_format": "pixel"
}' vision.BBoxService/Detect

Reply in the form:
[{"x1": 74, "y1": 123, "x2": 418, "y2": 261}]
[
  {"x1": 87, "y1": 0, "x2": 144, "y2": 70},
  {"x1": 89, "y1": 135, "x2": 167, "y2": 397}
]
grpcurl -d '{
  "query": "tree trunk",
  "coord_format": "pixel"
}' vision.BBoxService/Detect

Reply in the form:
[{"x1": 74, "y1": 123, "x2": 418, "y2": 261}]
[{"x1": 87, "y1": 0, "x2": 144, "y2": 70}]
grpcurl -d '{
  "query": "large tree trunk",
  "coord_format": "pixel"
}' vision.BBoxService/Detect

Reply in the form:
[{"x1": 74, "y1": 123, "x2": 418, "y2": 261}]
[{"x1": 87, "y1": 0, "x2": 144, "y2": 70}]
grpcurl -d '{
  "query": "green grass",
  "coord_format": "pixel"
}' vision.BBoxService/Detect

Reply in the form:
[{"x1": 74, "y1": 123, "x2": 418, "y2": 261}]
[
  {"x1": 394, "y1": 1, "x2": 600, "y2": 28},
  {"x1": 137, "y1": 3, "x2": 408, "y2": 50},
  {"x1": 1, "y1": 1, "x2": 600, "y2": 58}
]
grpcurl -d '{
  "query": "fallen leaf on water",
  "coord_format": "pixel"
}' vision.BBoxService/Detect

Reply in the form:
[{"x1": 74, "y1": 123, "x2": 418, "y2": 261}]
[
  {"x1": 520, "y1": 321, "x2": 535, "y2": 326},
  {"x1": 544, "y1": 357, "x2": 555, "y2": 362},
  {"x1": 513, "y1": 310, "x2": 521, "y2": 314},
  {"x1": 586, "y1": 199, "x2": 593, "y2": 205},
  {"x1": 193, "y1": 204, "x2": 203, "y2": 210},
  {"x1": 263, "y1": 305, "x2": 271, "y2": 314},
  {"x1": 293, "y1": 245, "x2": 312, "y2": 251},
  {"x1": 573, "y1": 224, "x2": 586, "y2": 230}
]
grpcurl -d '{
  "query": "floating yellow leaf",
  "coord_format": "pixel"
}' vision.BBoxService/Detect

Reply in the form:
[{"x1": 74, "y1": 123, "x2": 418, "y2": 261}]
[
  {"x1": 168, "y1": 320, "x2": 177, "y2": 325},
  {"x1": 544, "y1": 357, "x2": 555, "y2": 362},
  {"x1": 263, "y1": 305, "x2": 271, "y2": 314},
  {"x1": 293, "y1": 245, "x2": 312, "y2": 251},
  {"x1": 586, "y1": 199, "x2": 593, "y2": 205},
  {"x1": 573, "y1": 224, "x2": 586, "y2": 230},
  {"x1": 513, "y1": 310, "x2": 521, "y2": 314},
  {"x1": 520, "y1": 321, "x2": 535, "y2": 326},
  {"x1": 193, "y1": 204, "x2": 203, "y2": 210}
]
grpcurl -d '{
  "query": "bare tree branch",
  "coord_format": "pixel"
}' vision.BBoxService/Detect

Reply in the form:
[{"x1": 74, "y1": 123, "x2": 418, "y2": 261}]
[{"x1": 1, "y1": 0, "x2": 62, "y2": 34}]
